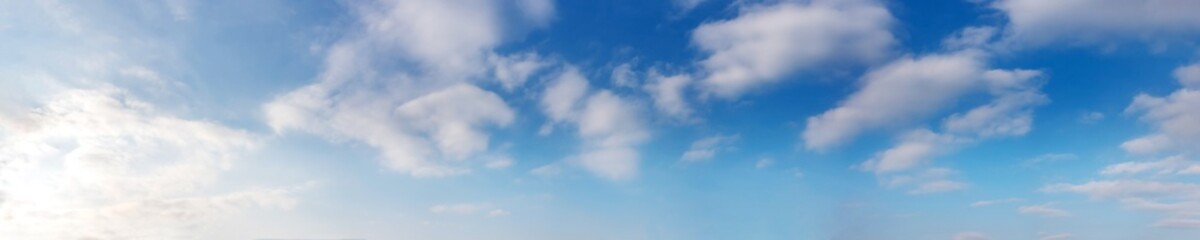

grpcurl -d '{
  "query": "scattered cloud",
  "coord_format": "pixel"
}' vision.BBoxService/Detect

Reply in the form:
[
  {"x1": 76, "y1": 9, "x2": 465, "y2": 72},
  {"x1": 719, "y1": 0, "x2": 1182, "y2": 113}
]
[
  {"x1": 692, "y1": 0, "x2": 894, "y2": 98},
  {"x1": 953, "y1": 231, "x2": 990, "y2": 240},
  {"x1": 755, "y1": 157, "x2": 775, "y2": 169},
  {"x1": 1039, "y1": 233, "x2": 1074, "y2": 240},
  {"x1": 803, "y1": 50, "x2": 989, "y2": 150},
  {"x1": 430, "y1": 203, "x2": 508, "y2": 217},
  {"x1": 644, "y1": 72, "x2": 695, "y2": 121},
  {"x1": 1078, "y1": 111, "x2": 1105, "y2": 124},
  {"x1": 1121, "y1": 72, "x2": 1200, "y2": 155},
  {"x1": 680, "y1": 134, "x2": 739, "y2": 162},
  {"x1": 537, "y1": 68, "x2": 651, "y2": 180},
  {"x1": 574, "y1": 91, "x2": 650, "y2": 180},
  {"x1": 1019, "y1": 203, "x2": 1072, "y2": 217},
  {"x1": 263, "y1": 0, "x2": 552, "y2": 177},
  {"x1": 971, "y1": 198, "x2": 1024, "y2": 207},
  {"x1": 1022, "y1": 153, "x2": 1079, "y2": 166},
  {"x1": 883, "y1": 168, "x2": 968, "y2": 194},
  {"x1": 990, "y1": 0, "x2": 1200, "y2": 47},
  {"x1": 610, "y1": 63, "x2": 638, "y2": 88},
  {"x1": 0, "y1": 88, "x2": 302, "y2": 239},
  {"x1": 1176, "y1": 62, "x2": 1200, "y2": 89},
  {"x1": 1100, "y1": 155, "x2": 1200, "y2": 176}
]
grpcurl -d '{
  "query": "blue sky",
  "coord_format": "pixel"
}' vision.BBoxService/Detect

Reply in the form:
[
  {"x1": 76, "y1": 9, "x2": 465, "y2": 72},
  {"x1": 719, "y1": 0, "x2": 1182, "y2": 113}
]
[{"x1": 3, "y1": 0, "x2": 1200, "y2": 239}]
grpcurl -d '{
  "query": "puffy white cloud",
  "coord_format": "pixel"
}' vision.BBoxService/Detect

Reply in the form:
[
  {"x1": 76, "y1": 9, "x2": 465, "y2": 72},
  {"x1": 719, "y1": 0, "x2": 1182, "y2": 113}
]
[
  {"x1": 536, "y1": 68, "x2": 650, "y2": 180},
  {"x1": 541, "y1": 67, "x2": 591, "y2": 124},
  {"x1": 1177, "y1": 63, "x2": 1200, "y2": 89},
  {"x1": 692, "y1": 0, "x2": 894, "y2": 98},
  {"x1": 644, "y1": 73, "x2": 695, "y2": 121},
  {"x1": 575, "y1": 91, "x2": 649, "y2": 180},
  {"x1": 831, "y1": 52, "x2": 1046, "y2": 182},
  {"x1": 489, "y1": 52, "x2": 551, "y2": 91},
  {"x1": 680, "y1": 134, "x2": 738, "y2": 162},
  {"x1": 991, "y1": 0, "x2": 1200, "y2": 46},
  {"x1": 803, "y1": 51, "x2": 986, "y2": 150},
  {"x1": 265, "y1": 81, "x2": 514, "y2": 177},
  {"x1": 396, "y1": 84, "x2": 515, "y2": 160},
  {"x1": 264, "y1": 0, "x2": 551, "y2": 177},
  {"x1": 1121, "y1": 87, "x2": 1200, "y2": 155},
  {"x1": 953, "y1": 231, "x2": 990, "y2": 240},
  {"x1": 0, "y1": 88, "x2": 301, "y2": 239},
  {"x1": 1018, "y1": 203, "x2": 1072, "y2": 217},
  {"x1": 353, "y1": 0, "x2": 501, "y2": 78}
]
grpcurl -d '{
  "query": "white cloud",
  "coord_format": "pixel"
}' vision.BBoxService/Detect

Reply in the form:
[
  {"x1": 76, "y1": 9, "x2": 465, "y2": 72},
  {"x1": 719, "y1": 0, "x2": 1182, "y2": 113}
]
[
  {"x1": 943, "y1": 26, "x2": 999, "y2": 50},
  {"x1": 1121, "y1": 86, "x2": 1200, "y2": 155},
  {"x1": 530, "y1": 163, "x2": 563, "y2": 177},
  {"x1": 489, "y1": 52, "x2": 550, "y2": 91},
  {"x1": 395, "y1": 84, "x2": 515, "y2": 160},
  {"x1": 943, "y1": 70, "x2": 1047, "y2": 138},
  {"x1": 1177, "y1": 63, "x2": 1200, "y2": 89},
  {"x1": 352, "y1": 0, "x2": 502, "y2": 78},
  {"x1": 611, "y1": 63, "x2": 638, "y2": 88},
  {"x1": 1022, "y1": 153, "x2": 1078, "y2": 166},
  {"x1": 755, "y1": 157, "x2": 775, "y2": 169},
  {"x1": 487, "y1": 208, "x2": 510, "y2": 217},
  {"x1": 1078, "y1": 111, "x2": 1105, "y2": 124},
  {"x1": 1018, "y1": 203, "x2": 1072, "y2": 218},
  {"x1": 859, "y1": 129, "x2": 956, "y2": 173},
  {"x1": 680, "y1": 134, "x2": 738, "y2": 162},
  {"x1": 0, "y1": 88, "x2": 301, "y2": 239},
  {"x1": 644, "y1": 72, "x2": 695, "y2": 121},
  {"x1": 1044, "y1": 180, "x2": 1200, "y2": 227},
  {"x1": 692, "y1": 0, "x2": 894, "y2": 98},
  {"x1": 537, "y1": 68, "x2": 650, "y2": 180},
  {"x1": 673, "y1": 0, "x2": 706, "y2": 11},
  {"x1": 1044, "y1": 180, "x2": 1200, "y2": 200},
  {"x1": 541, "y1": 67, "x2": 591, "y2": 124},
  {"x1": 574, "y1": 91, "x2": 650, "y2": 180},
  {"x1": 970, "y1": 198, "x2": 1024, "y2": 207},
  {"x1": 883, "y1": 168, "x2": 968, "y2": 194},
  {"x1": 484, "y1": 156, "x2": 514, "y2": 169},
  {"x1": 991, "y1": 0, "x2": 1200, "y2": 47},
  {"x1": 1100, "y1": 155, "x2": 1200, "y2": 176},
  {"x1": 1154, "y1": 218, "x2": 1200, "y2": 229},
  {"x1": 514, "y1": 0, "x2": 555, "y2": 26},
  {"x1": 264, "y1": 0, "x2": 551, "y2": 177},
  {"x1": 953, "y1": 231, "x2": 990, "y2": 240},
  {"x1": 910, "y1": 180, "x2": 968, "y2": 195},
  {"x1": 803, "y1": 50, "x2": 986, "y2": 150},
  {"x1": 857, "y1": 68, "x2": 1045, "y2": 173},
  {"x1": 823, "y1": 49, "x2": 1047, "y2": 194},
  {"x1": 1039, "y1": 233, "x2": 1074, "y2": 240},
  {"x1": 430, "y1": 202, "x2": 507, "y2": 217}
]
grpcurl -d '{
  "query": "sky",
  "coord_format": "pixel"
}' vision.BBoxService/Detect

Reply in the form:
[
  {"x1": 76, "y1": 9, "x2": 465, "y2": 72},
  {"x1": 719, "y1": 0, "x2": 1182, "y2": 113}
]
[{"x1": 2, "y1": 0, "x2": 1200, "y2": 239}]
